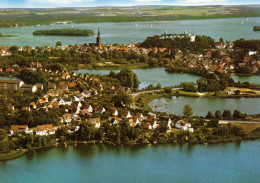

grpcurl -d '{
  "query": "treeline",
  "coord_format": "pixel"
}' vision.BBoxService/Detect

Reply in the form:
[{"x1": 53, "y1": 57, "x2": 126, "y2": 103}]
[
  {"x1": 141, "y1": 35, "x2": 215, "y2": 53},
  {"x1": 206, "y1": 109, "x2": 247, "y2": 121},
  {"x1": 109, "y1": 69, "x2": 140, "y2": 89},
  {"x1": 166, "y1": 62, "x2": 209, "y2": 77},
  {"x1": 197, "y1": 72, "x2": 235, "y2": 92},
  {"x1": 233, "y1": 38, "x2": 260, "y2": 51},
  {"x1": 33, "y1": 28, "x2": 94, "y2": 36}
]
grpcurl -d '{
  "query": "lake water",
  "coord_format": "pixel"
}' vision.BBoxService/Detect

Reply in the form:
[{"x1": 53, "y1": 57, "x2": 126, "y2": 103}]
[
  {"x1": 0, "y1": 141, "x2": 259, "y2": 183},
  {"x1": 0, "y1": 17, "x2": 259, "y2": 47},
  {"x1": 149, "y1": 96, "x2": 260, "y2": 116},
  {"x1": 73, "y1": 68, "x2": 201, "y2": 89},
  {"x1": 73, "y1": 68, "x2": 260, "y2": 89}
]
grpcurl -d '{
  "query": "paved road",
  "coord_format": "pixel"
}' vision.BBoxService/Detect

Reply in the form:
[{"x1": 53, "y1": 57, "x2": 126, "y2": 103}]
[
  {"x1": 219, "y1": 120, "x2": 260, "y2": 124},
  {"x1": 130, "y1": 87, "x2": 182, "y2": 109},
  {"x1": 131, "y1": 87, "x2": 182, "y2": 99}
]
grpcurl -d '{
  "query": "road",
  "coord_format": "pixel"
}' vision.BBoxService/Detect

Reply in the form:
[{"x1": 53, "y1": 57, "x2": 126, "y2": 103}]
[
  {"x1": 219, "y1": 120, "x2": 260, "y2": 124},
  {"x1": 130, "y1": 87, "x2": 182, "y2": 109}
]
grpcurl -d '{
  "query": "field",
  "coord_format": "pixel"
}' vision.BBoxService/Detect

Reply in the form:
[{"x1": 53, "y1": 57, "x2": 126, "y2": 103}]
[{"x1": 0, "y1": 5, "x2": 259, "y2": 26}]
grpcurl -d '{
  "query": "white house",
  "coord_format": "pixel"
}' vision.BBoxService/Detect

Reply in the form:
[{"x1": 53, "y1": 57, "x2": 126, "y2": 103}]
[
  {"x1": 36, "y1": 124, "x2": 54, "y2": 136},
  {"x1": 58, "y1": 98, "x2": 72, "y2": 106},
  {"x1": 110, "y1": 108, "x2": 118, "y2": 116},
  {"x1": 175, "y1": 120, "x2": 192, "y2": 131},
  {"x1": 10, "y1": 125, "x2": 29, "y2": 135},
  {"x1": 95, "y1": 106, "x2": 106, "y2": 114},
  {"x1": 89, "y1": 118, "x2": 101, "y2": 128},
  {"x1": 121, "y1": 111, "x2": 132, "y2": 119}
]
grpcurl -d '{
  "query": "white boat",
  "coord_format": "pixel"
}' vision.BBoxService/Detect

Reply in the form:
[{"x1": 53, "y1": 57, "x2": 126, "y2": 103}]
[
  {"x1": 241, "y1": 21, "x2": 244, "y2": 24},
  {"x1": 151, "y1": 24, "x2": 153, "y2": 28}
]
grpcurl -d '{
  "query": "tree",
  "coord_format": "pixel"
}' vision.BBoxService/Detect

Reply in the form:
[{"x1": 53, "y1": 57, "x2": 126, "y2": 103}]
[
  {"x1": 222, "y1": 110, "x2": 232, "y2": 119},
  {"x1": 206, "y1": 111, "x2": 214, "y2": 119},
  {"x1": 183, "y1": 105, "x2": 193, "y2": 117},
  {"x1": 9, "y1": 45, "x2": 19, "y2": 54},
  {"x1": 219, "y1": 37, "x2": 224, "y2": 43},
  {"x1": 115, "y1": 69, "x2": 140, "y2": 89},
  {"x1": 164, "y1": 87, "x2": 172, "y2": 93},
  {"x1": 215, "y1": 110, "x2": 222, "y2": 119},
  {"x1": 56, "y1": 41, "x2": 62, "y2": 47},
  {"x1": 114, "y1": 92, "x2": 133, "y2": 107}
]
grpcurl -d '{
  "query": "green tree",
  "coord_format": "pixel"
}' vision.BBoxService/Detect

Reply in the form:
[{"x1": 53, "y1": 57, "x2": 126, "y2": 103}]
[
  {"x1": 206, "y1": 111, "x2": 214, "y2": 119},
  {"x1": 56, "y1": 41, "x2": 62, "y2": 47},
  {"x1": 215, "y1": 110, "x2": 222, "y2": 119},
  {"x1": 183, "y1": 105, "x2": 193, "y2": 117}
]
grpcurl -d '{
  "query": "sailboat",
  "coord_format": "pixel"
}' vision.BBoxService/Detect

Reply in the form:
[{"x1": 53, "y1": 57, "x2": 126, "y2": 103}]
[
  {"x1": 135, "y1": 23, "x2": 137, "y2": 27},
  {"x1": 241, "y1": 21, "x2": 244, "y2": 24},
  {"x1": 151, "y1": 24, "x2": 153, "y2": 28}
]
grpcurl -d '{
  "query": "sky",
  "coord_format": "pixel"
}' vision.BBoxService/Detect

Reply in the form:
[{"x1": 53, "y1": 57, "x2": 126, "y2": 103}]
[{"x1": 0, "y1": 0, "x2": 259, "y2": 8}]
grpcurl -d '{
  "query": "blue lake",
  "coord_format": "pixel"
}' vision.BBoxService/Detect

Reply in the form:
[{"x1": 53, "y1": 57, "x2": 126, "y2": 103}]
[{"x1": 0, "y1": 141, "x2": 259, "y2": 183}]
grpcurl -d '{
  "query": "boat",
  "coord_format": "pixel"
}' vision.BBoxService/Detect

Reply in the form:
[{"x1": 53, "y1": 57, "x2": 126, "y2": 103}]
[{"x1": 151, "y1": 24, "x2": 153, "y2": 28}]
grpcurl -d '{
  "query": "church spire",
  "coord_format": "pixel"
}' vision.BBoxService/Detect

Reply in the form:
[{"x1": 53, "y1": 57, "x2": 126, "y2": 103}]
[{"x1": 96, "y1": 27, "x2": 101, "y2": 48}]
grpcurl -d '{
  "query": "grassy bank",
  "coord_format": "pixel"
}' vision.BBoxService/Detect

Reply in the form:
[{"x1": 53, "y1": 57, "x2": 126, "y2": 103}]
[{"x1": 0, "y1": 150, "x2": 26, "y2": 161}]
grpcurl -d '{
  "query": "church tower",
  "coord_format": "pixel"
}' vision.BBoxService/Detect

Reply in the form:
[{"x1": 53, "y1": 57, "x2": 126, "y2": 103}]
[{"x1": 96, "y1": 27, "x2": 101, "y2": 48}]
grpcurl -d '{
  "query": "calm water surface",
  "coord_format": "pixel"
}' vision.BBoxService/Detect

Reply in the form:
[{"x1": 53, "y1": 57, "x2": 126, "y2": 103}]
[
  {"x1": 0, "y1": 141, "x2": 259, "y2": 183},
  {"x1": 150, "y1": 96, "x2": 260, "y2": 116},
  {"x1": 0, "y1": 17, "x2": 259, "y2": 47}
]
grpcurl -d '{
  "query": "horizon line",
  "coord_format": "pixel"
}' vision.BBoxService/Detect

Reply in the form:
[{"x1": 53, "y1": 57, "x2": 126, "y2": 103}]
[{"x1": 1, "y1": 4, "x2": 260, "y2": 9}]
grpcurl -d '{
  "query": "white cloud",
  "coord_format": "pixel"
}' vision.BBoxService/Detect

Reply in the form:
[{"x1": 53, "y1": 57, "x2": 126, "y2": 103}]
[{"x1": 27, "y1": 0, "x2": 94, "y2": 4}]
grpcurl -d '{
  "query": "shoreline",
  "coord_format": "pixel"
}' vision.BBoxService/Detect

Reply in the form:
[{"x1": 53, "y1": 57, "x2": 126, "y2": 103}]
[
  {"x1": 1, "y1": 15, "x2": 260, "y2": 28},
  {"x1": 1, "y1": 138, "x2": 259, "y2": 161}
]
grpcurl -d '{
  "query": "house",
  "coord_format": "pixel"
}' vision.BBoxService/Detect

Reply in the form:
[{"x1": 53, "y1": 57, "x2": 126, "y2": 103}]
[
  {"x1": 48, "y1": 83, "x2": 56, "y2": 90},
  {"x1": 74, "y1": 93, "x2": 84, "y2": 101},
  {"x1": 110, "y1": 117, "x2": 119, "y2": 124},
  {"x1": 21, "y1": 84, "x2": 37, "y2": 93},
  {"x1": 130, "y1": 117, "x2": 141, "y2": 127},
  {"x1": 134, "y1": 113, "x2": 144, "y2": 121},
  {"x1": 81, "y1": 109, "x2": 90, "y2": 116},
  {"x1": 159, "y1": 117, "x2": 172, "y2": 130},
  {"x1": 10, "y1": 125, "x2": 29, "y2": 135},
  {"x1": 70, "y1": 101, "x2": 82, "y2": 114},
  {"x1": 0, "y1": 80, "x2": 24, "y2": 90},
  {"x1": 36, "y1": 124, "x2": 55, "y2": 136},
  {"x1": 38, "y1": 99, "x2": 45, "y2": 105},
  {"x1": 58, "y1": 98, "x2": 72, "y2": 106},
  {"x1": 30, "y1": 102, "x2": 37, "y2": 109},
  {"x1": 89, "y1": 118, "x2": 101, "y2": 128},
  {"x1": 84, "y1": 105, "x2": 93, "y2": 113},
  {"x1": 63, "y1": 114, "x2": 72, "y2": 123},
  {"x1": 146, "y1": 115, "x2": 158, "y2": 129},
  {"x1": 94, "y1": 106, "x2": 106, "y2": 114},
  {"x1": 30, "y1": 62, "x2": 42, "y2": 69},
  {"x1": 110, "y1": 108, "x2": 118, "y2": 116},
  {"x1": 62, "y1": 73, "x2": 71, "y2": 80},
  {"x1": 35, "y1": 83, "x2": 44, "y2": 90},
  {"x1": 82, "y1": 90, "x2": 91, "y2": 98},
  {"x1": 72, "y1": 114, "x2": 81, "y2": 121},
  {"x1": 5, "y1": 68, "x2": 14, "y2": 72},
  {"x1": 22, "y1": 106, "x2": 31, "y2": 111},
  {"x1": 121, "y1": 111, "x2": 132, "y2": 119},
  {"x1": 175, "y1": 120, "x2": 193, "y2": 132}
]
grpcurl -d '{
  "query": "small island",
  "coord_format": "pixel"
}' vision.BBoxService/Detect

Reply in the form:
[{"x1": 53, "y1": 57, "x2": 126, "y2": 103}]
[
  {"x1": 253, "y1": 26, "x2": 260, "y2": 31},
  {"x1": 0, "y1": 33, "x2": 18, "y2": 37},
  {"x1": 33, "y1": 28, "x2": 94, "y2": 36}
]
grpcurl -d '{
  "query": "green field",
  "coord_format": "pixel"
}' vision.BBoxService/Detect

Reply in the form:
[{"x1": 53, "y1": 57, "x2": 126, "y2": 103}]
[{"x1": 0, "y1": 5, "x2": 259, "y2": 27}]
